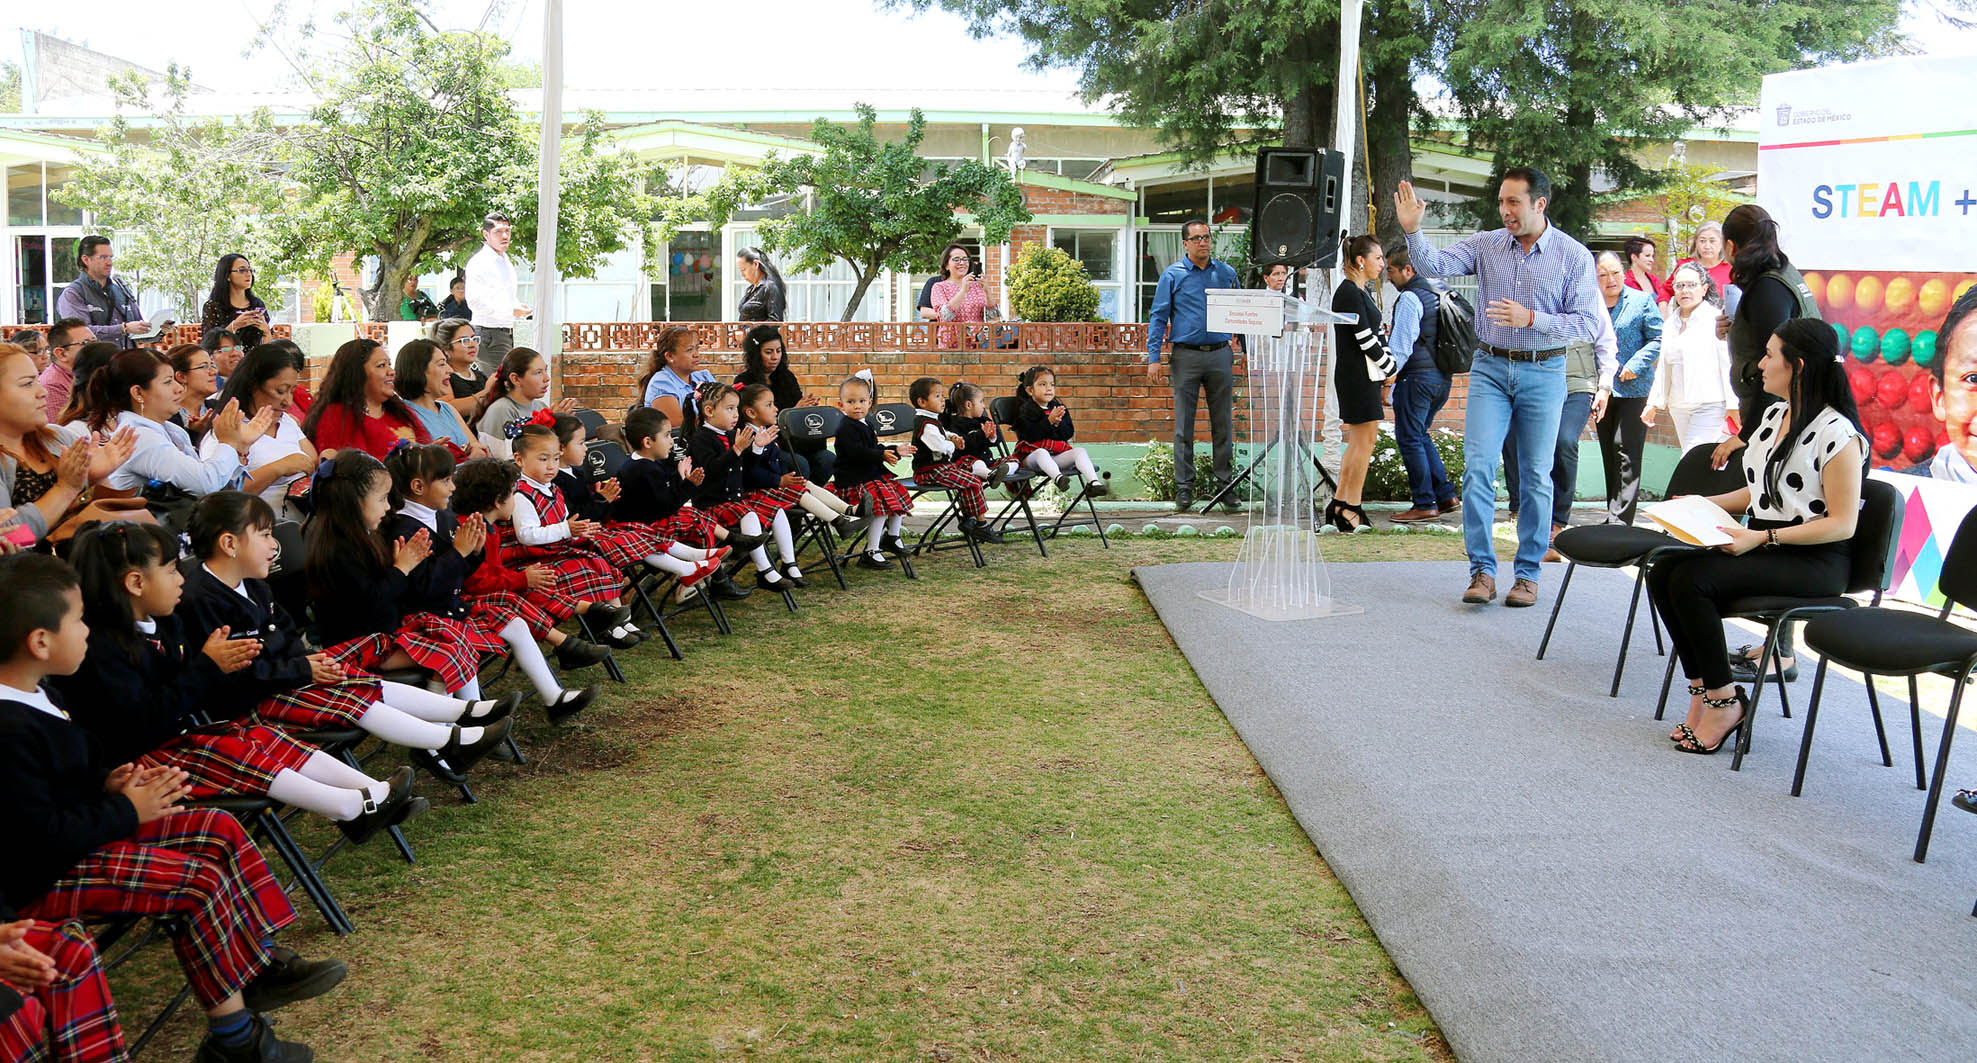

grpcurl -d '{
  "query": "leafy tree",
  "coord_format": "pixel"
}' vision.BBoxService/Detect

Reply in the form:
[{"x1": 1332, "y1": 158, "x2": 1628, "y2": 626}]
[
  {"x1": 265, "y1": 0, "x2": 651, "y2": 320},
  {"x1": 1633, "y1": 159, "x2": 1751, "y2": 255},
  {"x1": 0, "y1": 61, "x2": 20, "y2": 112},
  {"x1": 672, "y1": 104, "x2": 1030, "y2": 321},
  {"x1": 1433, "y1": 0, "x2": 1909, "y2": 239},
  {"x1": 1007, "y1": 245, "x2": 1103, "y2": 322},
  {"x1": 54, "y1": 67, "x2": 294, "y2": 317}
]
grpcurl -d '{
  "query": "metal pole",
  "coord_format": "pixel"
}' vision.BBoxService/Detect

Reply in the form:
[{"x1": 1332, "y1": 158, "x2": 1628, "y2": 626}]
[
  {"x1": 534, "y1": 0, "x2": 564, "y2": 380},
  {"x1": 1315, "y1": 0, "x2": 1364, "y2": 465}
]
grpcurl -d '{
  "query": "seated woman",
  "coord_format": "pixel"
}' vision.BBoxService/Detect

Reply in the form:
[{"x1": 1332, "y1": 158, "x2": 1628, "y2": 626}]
[
  {"x1": 638, "y1": 325, "x2": 714, "y2": 427},
  {"x1": 0, "y1": 342, "x2": 138, "y2": 548},
  {"x1": 471, "y1": 347, "x2": 570, "y2": 458},
  {"x1": 394, "y1": 338, "x2": 486, "y2": 458},
  {"x1": 167, "y1": 342, "x2": 222, "y2": 444},
  {"x1": 733, "y1": 324, "x2": 833, "y2": 483},
  {"x1": 202, "y1": 346, "x2": 319, "y2": 522},
  {"x1": 88, "y1": 349, "x2": 276, "y2": 500},
  {"x1": 256, "y1": 339, "x2": 313, "y2": 417},
  {"x1": 302, "y1": 337, "x2": 430, "y2": 460},
  {"x1": 432, "y1": 317, "x2": 488, "y2": 417},
  {"x1": 1645, "y1": 318, "x2": 1867, "y2": 754}
]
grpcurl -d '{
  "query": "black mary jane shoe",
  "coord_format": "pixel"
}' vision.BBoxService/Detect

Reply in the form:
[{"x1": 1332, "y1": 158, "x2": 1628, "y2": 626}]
[
  {"x1": 755, "y1": 569, "x2": 790, "y2": 592},
  {"x1": 880, "y1": 534, "x2": 908, "y2": 555},
  {"x1": 546, "y1": 684, "x2": 600, "y2": 725},
  {"x1": 1675, "y1": 688, "x2": 1749, "y2": 755},
  {"x1": 856, "y1": 551, "x2": 894, "y2": 570},
  {"x1": 335, "y1": 770, "x2": 416, "y2": 845},
  {"x1": 779, "y1": 564, "x2": 811, "y2": 588},
  {"x1": 464, "y1": 690, "x2": 524, "y2": 725},
  {"x1": 420, "y1": 717, "x2": 515, "y2": 777}
]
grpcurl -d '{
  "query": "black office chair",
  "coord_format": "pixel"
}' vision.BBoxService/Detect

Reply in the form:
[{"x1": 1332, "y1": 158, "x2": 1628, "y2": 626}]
[
  {"x1": 1537, "y1": 443, "x2": 1747, "y2": 696},
  {"x1": 1791, "y1": 505, "x2": 1977, "y2": 874},
  {"x1": 1655, "y1": 477, "x2": 1904, "y2": 772}
]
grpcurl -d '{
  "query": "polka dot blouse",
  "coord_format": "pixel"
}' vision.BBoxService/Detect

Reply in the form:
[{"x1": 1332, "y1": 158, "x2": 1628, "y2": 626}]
[{"x1": 1741, "y1": 402, "x2": 1865, "y2": 523}]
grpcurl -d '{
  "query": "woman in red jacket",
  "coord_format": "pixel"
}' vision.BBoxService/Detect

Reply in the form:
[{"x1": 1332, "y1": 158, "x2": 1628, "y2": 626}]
[{"x1": 301, "y1": 338, "x2": 430, "y2": 459}]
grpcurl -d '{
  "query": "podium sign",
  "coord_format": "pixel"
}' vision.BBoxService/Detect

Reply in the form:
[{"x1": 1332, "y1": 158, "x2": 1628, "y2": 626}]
[{"x1": 1205, "y1": 289, "x2": 1296, "y2": 335}]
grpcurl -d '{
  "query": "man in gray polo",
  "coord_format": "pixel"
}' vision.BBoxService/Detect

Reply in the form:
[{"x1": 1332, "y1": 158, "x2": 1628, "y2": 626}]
[
  {"x1": 1146, "y1": 218, "x2": 1242, "y2": 511},
  {"x1": 55, "y1": 236, "x2": 147, "y2": 350}
]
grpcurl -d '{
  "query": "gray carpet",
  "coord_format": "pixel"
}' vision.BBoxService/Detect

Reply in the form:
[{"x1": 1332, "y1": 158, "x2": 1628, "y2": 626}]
[{"x1": 1133, "y1": 561, "x2": 1977, "y2": 1063}]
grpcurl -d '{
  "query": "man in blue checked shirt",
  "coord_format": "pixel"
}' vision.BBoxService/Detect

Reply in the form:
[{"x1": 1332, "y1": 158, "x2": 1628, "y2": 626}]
[
  {"x1": 1146, "y1": 218, "x2": 1242, "y2": 511},
  {"x1": 1394, "y1": 167, "x2": 1605, "y2": 609}
]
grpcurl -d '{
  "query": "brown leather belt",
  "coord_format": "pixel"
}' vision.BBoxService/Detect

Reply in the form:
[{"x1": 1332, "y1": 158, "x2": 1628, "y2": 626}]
[{"x1": 1483, "y1": 344, "x2": 1567, "y2": 362}]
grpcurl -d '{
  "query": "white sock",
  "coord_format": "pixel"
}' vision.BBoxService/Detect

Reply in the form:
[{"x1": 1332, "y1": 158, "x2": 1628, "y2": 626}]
[
  {"x1": 1026, "y1": 450, "x2": 1063, "y2": 478},
  {"x1": 771, "y1": 510, "x2": 796, "y2": 564},
  {"x1": 797, "y1": 491, "x2": 836, "y2": 521},
  {"x1": 378, "y1": 680, "x2": 468, "y2": 723},
  {"x1": 499, "y1": 617, "x2": 564, "y2": 701},
  {"x1": 296, "y1": 750, "x2": 382, "y2": 792},
  {"x1": 456, "y1": 677, "x2": 482, "y2": 701},
  {"x1": 970, "y1": 460, "x2": 991, "y2": 479},
  {"x1": 1066, "y1": 447, "x2": 1099, "y2": 482},
  {"x1": 664, "y1": 542, "x2": 711, "y2": 561},
  {"x1": 355, "y1": 702, "x2": 454, "y2": 750},
  {"x1": 267, "y1": 769, "x2": 364, "y2": 821},
  {"x1": 885, "y1": 514, "x2": 904, "y2": 537},
  {"x1": 806, "y1": 483, "x2": 851, "y2": 514},
  {"x1": 647, "y1": 552, "x2": 698, "y2": 577},
  {"x1": 866, "y1": 516, "x2": 887, "y2": 554}
]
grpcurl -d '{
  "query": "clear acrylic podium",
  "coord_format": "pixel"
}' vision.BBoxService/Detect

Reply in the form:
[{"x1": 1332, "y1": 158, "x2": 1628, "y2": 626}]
[{"x1": 1196, "y1": 288, "x2": 1363, "y2": 621}]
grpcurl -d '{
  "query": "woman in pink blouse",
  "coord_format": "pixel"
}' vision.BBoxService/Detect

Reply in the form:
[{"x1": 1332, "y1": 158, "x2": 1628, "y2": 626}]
[{"x1": 923, "y1": 244, "x2": 992, "y2": 349}]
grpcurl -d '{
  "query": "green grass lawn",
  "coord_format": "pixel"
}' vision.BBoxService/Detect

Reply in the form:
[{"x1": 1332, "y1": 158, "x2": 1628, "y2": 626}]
[{"x1": 115, "y1": 532, "x2": 1465, "y2": 1061}]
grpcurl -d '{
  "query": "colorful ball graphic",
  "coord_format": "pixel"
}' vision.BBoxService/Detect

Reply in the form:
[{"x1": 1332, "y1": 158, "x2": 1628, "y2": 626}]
[
  {"x1": 1880, "y1": 328, "x2": 1910, "y2": 365},
  {"x1": 1914, "y1": 329, "x2": 1939, "y2": 368},
  {"x1": 1910, "y1": 371, "x2": 1935, "y2": 410},
  {"x1": 1854, "y1": 275, "x2": 1885, "y2": 314},
  {"x1": 1848, "y1": 364, "x2": 1875, "y2": 404},
  {"x1": 1905, "y1": 425, "x2": 1935, "y2": 462},
  {"x1": 1883, "y1": 276, "x2": 1916, "y2": 316},
  {"x1": 1803, "y1": 272, "x2": 1825, "y2": 308},
  {"x1": 1826, "y1": 274, "x2": 1854, "y2": 311},
  {"x1": 1918, "y1": 277, "x2": 1951, "y2": 318},
  {"x1": 1832, "y1": 322, "x2": 1850, "y2": 350},
  {"x1": 1872, "y1": 421, "x2": 1902, "y2": 458},
  {"x1": 1851, "y1": 326, "x2": 1879, "y2": 363},
  {"x1": 1875, "y1": 370, "x2": 1908, "y2": 410},
  {"x1": 1956, "y1": 279, "x2": 1976, "y2": 305}
]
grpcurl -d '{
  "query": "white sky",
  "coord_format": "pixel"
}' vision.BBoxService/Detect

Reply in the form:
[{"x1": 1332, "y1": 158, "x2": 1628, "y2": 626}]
[{"x1": 11, "y1": 0, "x2": 1977, "y2": 97}]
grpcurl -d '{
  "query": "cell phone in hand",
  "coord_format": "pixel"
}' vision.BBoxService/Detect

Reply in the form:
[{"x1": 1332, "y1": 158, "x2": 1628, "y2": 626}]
[{"x1": 2, "y1": 523, "x2": 35, "y2": 547}]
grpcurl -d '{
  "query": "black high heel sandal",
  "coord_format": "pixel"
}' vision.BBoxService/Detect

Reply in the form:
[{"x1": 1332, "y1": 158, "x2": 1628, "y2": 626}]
[
  {"x1": 1672, "y1": 683, "x2": 1705, "y2": 741},
  {"x1": 1323, "y1": 499, "x2": 1347, "y2": 532},
  {"x1": 1675, "y1": 687, "x2": 1748, "y2": 755},
  {"x1": 1338, "y1": 502, "x2": 1370, "y2": 531}
]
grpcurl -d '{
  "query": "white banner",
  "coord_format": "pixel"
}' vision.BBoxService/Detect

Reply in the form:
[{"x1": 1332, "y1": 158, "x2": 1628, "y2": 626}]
[{"x1": 1757, "y1": 55, "x2": 1977, "y2": 273}]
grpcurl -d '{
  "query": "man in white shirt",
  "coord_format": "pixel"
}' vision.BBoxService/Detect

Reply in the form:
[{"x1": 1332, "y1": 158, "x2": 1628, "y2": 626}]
[{"x1": 464, "y1": 212, "x2": 529, "y2": 373}]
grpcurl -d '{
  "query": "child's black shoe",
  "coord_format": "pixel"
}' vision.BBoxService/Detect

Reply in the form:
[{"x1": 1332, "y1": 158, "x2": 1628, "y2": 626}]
[
  {"x1": 546, "y1": 684, "x2": 600, "y2": 725},
  {"x1": 554, "y1": 638, "x2": 610, "y2": 671},
  {"x1": 856, "y1": 551, "x2": 893, "y2": 570}
]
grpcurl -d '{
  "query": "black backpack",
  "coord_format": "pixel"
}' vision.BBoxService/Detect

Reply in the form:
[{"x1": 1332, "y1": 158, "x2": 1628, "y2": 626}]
[{"x1": 1431, "y1": 284, "x2": 1479, "y2": 376}]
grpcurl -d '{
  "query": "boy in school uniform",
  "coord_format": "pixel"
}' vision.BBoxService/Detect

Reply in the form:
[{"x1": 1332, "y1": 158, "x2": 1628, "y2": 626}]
[{"x1": 0, "y1": 552, "x2": 344, "y2": 1063}]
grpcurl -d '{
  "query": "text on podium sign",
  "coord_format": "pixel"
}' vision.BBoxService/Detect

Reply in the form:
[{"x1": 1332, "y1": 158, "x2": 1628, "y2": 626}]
[{"x1": 1205, "y1": 289, "x2": 1295, "y2": 334}]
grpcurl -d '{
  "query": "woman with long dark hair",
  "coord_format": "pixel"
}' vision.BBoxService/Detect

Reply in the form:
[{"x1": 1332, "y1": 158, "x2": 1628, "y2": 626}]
[
  {"x1": 199, "y1": 253, "x2": 269, "y2": 350},
  {"x1": 90, "y1": 348, "x2": 275, "y2": 497},
  {"x1": 735, "y1": 247, "x2": 787, "y2": 322},
  {"x1": 302, "y1": 338, "x2": 430, "y2": 460},
  {"x1": 1646, "y1": 318, "x2": 1866, "y2": 754},
  {"x1": 394, "y1": 338, "x2": 484, "y2": 456},
  {"x1": 1717, "y1": 204, "x2": 1819, "y2": 457},
  {"x1": 1326, "y1": 234, "x2": 1393, "y2": 531},
  {"x1": 204, "y1": 346, "x2": 319, "y2": 520},
  {"x1": 733, "y1": 324, "x2": 831, "y2": 481}
]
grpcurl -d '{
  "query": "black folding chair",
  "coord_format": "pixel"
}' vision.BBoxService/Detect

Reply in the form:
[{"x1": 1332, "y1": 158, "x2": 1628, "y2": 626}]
[
  {"x1": 92, "y1": 915, "x2": 195, "y2": 1055},
  {"x1": 779, "y1": 406, "x2": 853, "y2": 590},
  {"x1": 983, "y1": 397, "x2": 1055, "y2": 557},
  {"x1": 1538, "y1": 444, "x2": 1748, "y2": 696},
  {"x1": 573, "y1": 407, "x2": 607, "y2": 437},
  {"x1": 577, "y1": 437, "x2": 690, "y2": 661},
  {"x1": 1654, "y1": 478, "x2": 1904, "y2": 772},
  {"x1": 985, "y1": 395, "x2": 1113, "y2": 548},
  {"x1": 1791, "y1": 506, "x2": 1977, "y2": 876},
  {"x1": 866, "y1": 402, "x2": 985, "y2": 569}
]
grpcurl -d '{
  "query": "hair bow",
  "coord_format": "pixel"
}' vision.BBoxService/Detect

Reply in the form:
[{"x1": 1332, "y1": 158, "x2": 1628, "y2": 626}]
[
  {"x1": 527, "y1": 408, "x2": 557, "y2": 427},
  {"x1": 503, "y1": 418, "x2": 528, "y2": 440},
  {"x1": 310, "y1": 458, "x2": 336, "y2": 496},
  {"x1": 384, "y1": 438, "x2": 414, "y2": 460}
]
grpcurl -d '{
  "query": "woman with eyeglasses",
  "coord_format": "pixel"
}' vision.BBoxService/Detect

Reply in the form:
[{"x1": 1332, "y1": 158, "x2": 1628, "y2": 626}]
[
  {"x1": 199, "y1": 254, "x2": 269, "y2": 351},
  {"x1": 431, "y1": 318, "x2": 489, "y2": 417},
  {"x1": 1643, "y1": 261, "x2": 1735, "y2": 450},
  {"x1": 167, "y1": 343, "x2": 221, "y2": 444},
  {"x1": 923, "y1": 243, "x2": 992, "y2": 349}
]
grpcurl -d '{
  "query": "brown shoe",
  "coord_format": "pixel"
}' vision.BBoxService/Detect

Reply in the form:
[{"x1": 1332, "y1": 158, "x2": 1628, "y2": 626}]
[
  {"x1": 1543, "y1": 547, "x2": 1564, "y2": 563},
  {"x1": 1391, "y1": 506, "x2": 1441, "y2": 523},
  {"x1": 1462, "y1": 572, "x2": 1497, "y2": 604},
  {"x1": 1439, "y1": 497, "x2": 1461, "y2": 513},
  {"x1": 1505, "y1": 578, "x2": 1539, "y2": 607}
]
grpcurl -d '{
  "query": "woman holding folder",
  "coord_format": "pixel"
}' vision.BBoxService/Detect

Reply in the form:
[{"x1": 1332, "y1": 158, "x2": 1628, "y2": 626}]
[{"x1": 1643, "y1": 319, "x2": 1866, "y2": 754}]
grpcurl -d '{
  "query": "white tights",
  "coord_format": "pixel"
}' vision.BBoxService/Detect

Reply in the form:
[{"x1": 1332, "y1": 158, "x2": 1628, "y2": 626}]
[
  {"x1": 495, "y1": 616, "x2": 564, "y2": 702},
  {"x1": 645, "y1": 540, "x2": 713, "y2": 578},
  {"x1": 865, "y1": 513, "x2": 906, "y2": 554},
  {"x1": 354, "y1": 683, "x2": 484, "y2": 752},
  {"x1": 798, "y1": 484, "x2": 851, "y2": 520},
  {"x1": 1024, "y1": 447, "x2": 1098, "y2": 484},
  {"x1": 265, "y1": 751, "x2": 391, "y2": 822}
]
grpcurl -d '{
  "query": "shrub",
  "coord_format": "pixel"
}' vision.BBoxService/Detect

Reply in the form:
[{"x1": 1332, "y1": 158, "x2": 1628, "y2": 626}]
[
  {"x1": 1007, "y1": 245, "x2": 1103, "y2": 323},
  {"x1": 1133, "y1": 440, "x2": 1223, "y2": 502},
  {"x1": 1362, "y1": 427, "x2": 1467, "y2": 502}
]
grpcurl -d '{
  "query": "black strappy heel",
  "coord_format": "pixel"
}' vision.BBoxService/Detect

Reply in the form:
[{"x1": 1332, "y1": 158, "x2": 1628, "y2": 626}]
[
  {"x1": 1672, "y1": 683, "x2": 1705, "y2": 741},
  {"x1": 1676, "y1": 688, "x2": 1749, "y2": 755}
]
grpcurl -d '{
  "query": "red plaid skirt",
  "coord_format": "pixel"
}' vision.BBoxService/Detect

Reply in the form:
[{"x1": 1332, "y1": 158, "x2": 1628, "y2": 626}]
[
  {"x1": 513, "y1": 546, "x2": 623, "y2": 603},
  {"x1": 468, "y1": 589, "x2": 565, "y2": 641},
  {"x1": 254, "y1": 673, "x2": 384, "y2": 731},
  {"x1": 588, "y1": 524, "x2": 674, "y2": 570},
  {"x1": 0, "y1": 921, "x2": 125, "y2": 1063},
  {"x1": 23, "y1": 810, "x2": 294, "y2": 1009},
  {"x1": 749, "y1": 485, "x2": 804, "y2": 512},
  {"x1": 323, "y1": 612, "x2": 499, "y2": 692},
  {"x1": 138, "y1": 725, "x2": 315, "y2": 799},
  {"x1": 831, "y1": 476, "x2": 913, "y2": 517},
  {"x1": 1011, "y1": 438, "x2": 1072, "y2": 462},
  {"x1": 910, "y1": 461, "x2": 988, "y2": 519}
]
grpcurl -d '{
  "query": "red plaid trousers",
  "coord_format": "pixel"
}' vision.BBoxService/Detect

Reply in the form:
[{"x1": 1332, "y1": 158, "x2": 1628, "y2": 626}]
[{"x1": 0, "y1": 920, "x2": 126, "y2": 1063}]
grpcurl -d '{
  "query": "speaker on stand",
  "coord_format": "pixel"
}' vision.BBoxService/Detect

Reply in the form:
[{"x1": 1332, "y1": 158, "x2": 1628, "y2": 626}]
[{"x1": 1251, "y1": 148, "x2": 1347, "y2": 297}]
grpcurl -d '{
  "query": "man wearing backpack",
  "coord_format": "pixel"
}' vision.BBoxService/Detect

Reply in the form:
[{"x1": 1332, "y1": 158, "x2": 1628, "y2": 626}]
[{"x1": 1384, "y1": 247, "x2": 1460, "y2": 522}]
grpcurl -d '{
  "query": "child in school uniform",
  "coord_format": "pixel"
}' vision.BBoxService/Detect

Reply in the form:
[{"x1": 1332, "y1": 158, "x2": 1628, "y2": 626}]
[
  {"x1": 57, "y1": 521, "x2": 420, "y2": 845},
  {"x1": 906, "y1": 377, "x2": 1000, "y2": 543},
  {"x1": 179, "y1": 490, "x2": 516, "y2": 781},
  {"x1": 1010, "y1": 365, "x2": 1106, "y2": 495},
  {"x1": 941, "y1": 380, "x2": 1014, "y2": 487},
  {"x1": 544, "y1": 413, "x2": 723, "y2": 588},
  {"x1": 831, "y1": 375, "x2": 916, "y2": 568},
  {"x1": 738, "y1": 383, "x2": 858, "y2": 539},
  {"x1": 0, "y1": 551, "x2": 346, "y2": 1063},
  {"x1": 0, "y1": 908, "x2": 128, "y2": 1063},
  {"x1": 384, "y1": 444, "x2": 603, "y2": 724},
  {"x1": 508, "y1": 420, "x2": 722, "y2": 597},
  {"x1": 686, "y1": 382, "x2": 801, "y2": 591},
  {"x1": 613, "y1": 406, "x2": 723, "y2": 549}
]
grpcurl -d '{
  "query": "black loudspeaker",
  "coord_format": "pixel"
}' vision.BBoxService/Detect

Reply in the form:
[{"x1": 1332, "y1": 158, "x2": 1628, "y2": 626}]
[{"x1": 1251, "y1": 147, "x2": 1346, "y2": 269}]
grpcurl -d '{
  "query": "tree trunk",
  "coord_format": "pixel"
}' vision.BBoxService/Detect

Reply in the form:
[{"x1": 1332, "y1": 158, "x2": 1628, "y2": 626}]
[
  {"x1": 1281, "y1": 66, "x2": 1337, "y2": 151},
  {"x1": 840, "y1": 260, "x2": 877, "y2": 322},
  {"x1": 1364, "y1": 30, "x2": 1416, "y2": 249}
]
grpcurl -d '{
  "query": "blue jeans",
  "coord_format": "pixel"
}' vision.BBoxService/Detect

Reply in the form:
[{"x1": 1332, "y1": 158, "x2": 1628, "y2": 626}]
[
  {"x1": 1390, "y1": 370, "x2": 1455, "y2": 509},
  {"x1": 1502, "y1": 390, "x2": 1594, "y2": 527},
  {"x1": 1463, "y1": 352, "x2": 1567, "y2": 582}
]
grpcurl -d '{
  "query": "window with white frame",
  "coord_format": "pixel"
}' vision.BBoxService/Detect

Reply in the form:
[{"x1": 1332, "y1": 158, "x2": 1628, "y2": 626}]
[
  {"x1": 726, "y1": 225, "x2": 887, "y2": 323},
  {"x1": 1050, "y1": 228, "x2": 1124, "y2": 322}
]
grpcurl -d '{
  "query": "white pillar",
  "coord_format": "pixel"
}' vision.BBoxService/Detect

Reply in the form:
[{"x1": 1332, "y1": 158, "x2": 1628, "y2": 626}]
[
  {"x1": 534, "y1": 0, "x2": 564, "y2": 377},
  {"x1": 1315, "y1": 0, "x2": 1364, "y2": 463}
]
